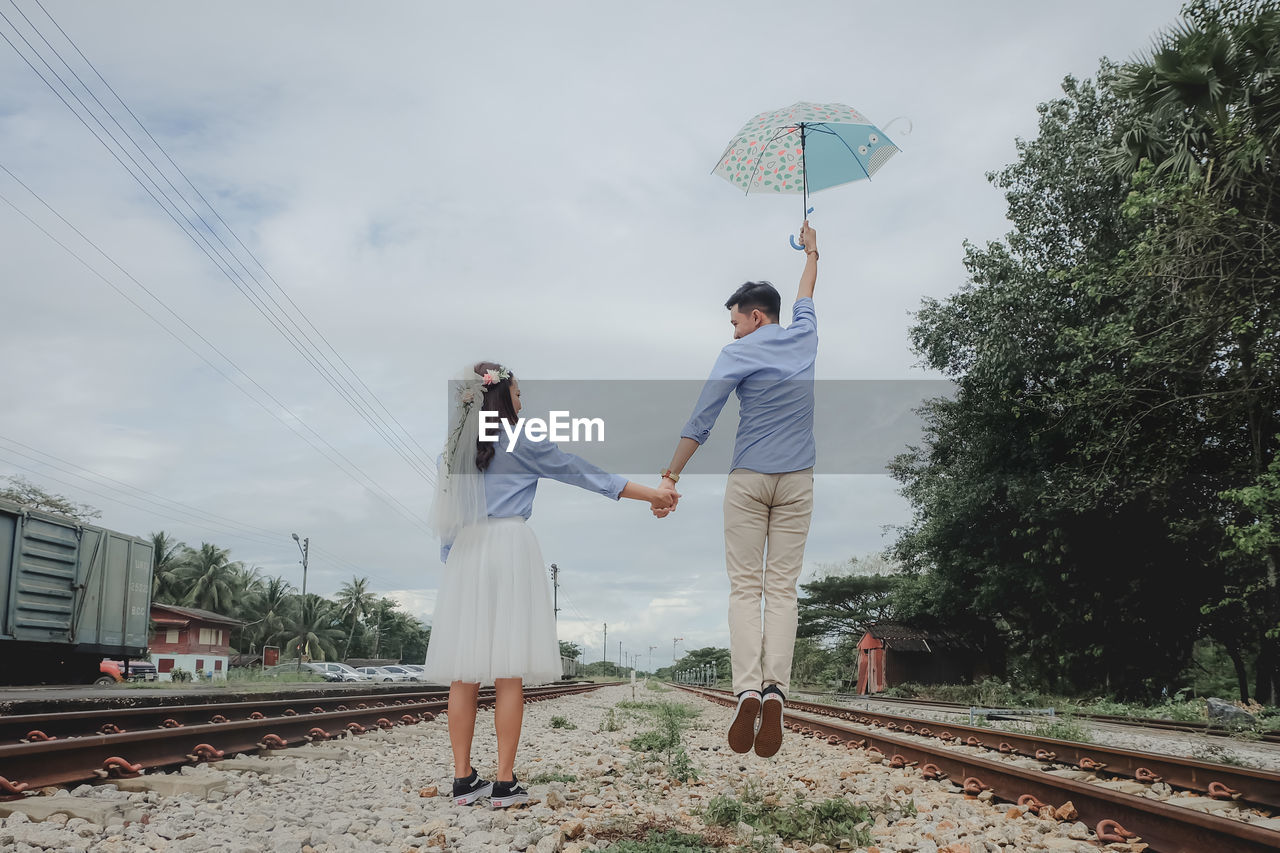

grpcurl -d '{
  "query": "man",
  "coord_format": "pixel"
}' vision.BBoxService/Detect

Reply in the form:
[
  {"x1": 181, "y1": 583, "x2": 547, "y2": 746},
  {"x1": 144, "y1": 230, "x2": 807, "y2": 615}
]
[{"x1": 656, "y1": 221, "x2": 818, "y2": 758}]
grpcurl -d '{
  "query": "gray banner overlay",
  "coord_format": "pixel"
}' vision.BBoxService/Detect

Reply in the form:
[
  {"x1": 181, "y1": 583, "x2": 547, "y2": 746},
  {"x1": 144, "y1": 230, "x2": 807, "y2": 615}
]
[{"x1": 447, "y1": 380, "x2": 956, "y2": 475}]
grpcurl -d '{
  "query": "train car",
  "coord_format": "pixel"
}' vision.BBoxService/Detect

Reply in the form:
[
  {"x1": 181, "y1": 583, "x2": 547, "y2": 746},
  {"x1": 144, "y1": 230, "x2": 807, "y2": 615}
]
[
  {"x1": 0, "y1": 497, "x2": 154, "y2": 685},
  {"x1": 560, "y1": 655, "x2": 582, "y2": 680}
]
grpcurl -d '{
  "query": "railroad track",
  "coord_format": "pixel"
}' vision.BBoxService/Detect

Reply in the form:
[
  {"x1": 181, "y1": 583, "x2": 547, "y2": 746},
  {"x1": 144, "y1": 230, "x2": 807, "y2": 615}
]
[
  {"x1": 0, "y1": 681, "x2": 606, "y2": 796},
  {"x1": 792, "y1": 689, "x2": 1280, "y2": 745},
  {"x1": 678, "y1": 685, "x2": 1280, "y2": 853}
]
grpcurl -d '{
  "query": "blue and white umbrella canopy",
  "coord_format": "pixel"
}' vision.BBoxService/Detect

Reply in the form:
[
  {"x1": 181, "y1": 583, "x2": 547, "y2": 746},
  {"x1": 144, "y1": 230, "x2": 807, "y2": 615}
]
[{"x1": 713, "y1": 101, "x2": 900, "y2": 202}]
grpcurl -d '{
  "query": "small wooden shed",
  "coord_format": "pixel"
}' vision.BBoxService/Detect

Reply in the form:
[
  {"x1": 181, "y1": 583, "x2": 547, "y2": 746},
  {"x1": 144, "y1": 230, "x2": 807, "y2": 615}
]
[{"x1": 856, "y1": 622, "x2": 981, "y2": 694}]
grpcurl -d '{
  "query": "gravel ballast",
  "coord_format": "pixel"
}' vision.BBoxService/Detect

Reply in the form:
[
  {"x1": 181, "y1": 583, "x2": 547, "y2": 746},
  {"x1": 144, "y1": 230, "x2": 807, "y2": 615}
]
[{"x1": 0, "y1": 682, "x2": 1158, "y2": 851}]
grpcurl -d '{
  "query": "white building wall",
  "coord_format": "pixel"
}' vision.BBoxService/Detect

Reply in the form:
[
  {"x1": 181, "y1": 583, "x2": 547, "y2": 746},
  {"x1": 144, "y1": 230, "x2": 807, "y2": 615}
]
[{"x1": 149, "y1": 652, "x2": 229, "y2": 681}]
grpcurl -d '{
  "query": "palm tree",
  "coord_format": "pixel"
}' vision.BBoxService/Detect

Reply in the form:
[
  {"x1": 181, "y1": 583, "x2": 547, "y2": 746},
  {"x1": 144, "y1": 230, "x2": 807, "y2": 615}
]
[
  {"x1": 335, "y1": 576, "x2": 377, "y2": 661},
  {"x1": 178, "y1": 543, "x2": 242, "y2": 615},
  {"x1": 1112, "y1": 0, "x2": 1280, "y2": 193},
  {"x1": 244, "y1": 575, "x2": 294, "y2": 654},
  {"x1": 285, "y1": 596, "x2": 344, "y2": 662},
  {"x1": 150, "y1": 531, "x2": 189, "y2": 604}
]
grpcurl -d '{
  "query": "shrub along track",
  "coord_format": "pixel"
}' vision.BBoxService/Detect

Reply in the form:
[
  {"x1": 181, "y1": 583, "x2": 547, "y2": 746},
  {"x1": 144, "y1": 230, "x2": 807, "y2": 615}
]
[
  {"x1": 677, "y1": 684, "x2": 1280, "y2": 853},
  {"x1": 792, "y1": 689, "x2": 1280, "y2": 745}
]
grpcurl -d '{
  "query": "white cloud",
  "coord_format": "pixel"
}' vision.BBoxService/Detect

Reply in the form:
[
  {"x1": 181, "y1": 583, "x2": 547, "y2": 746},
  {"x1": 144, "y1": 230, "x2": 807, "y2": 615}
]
[{"x1": 1, "y1": 0, "x2": 1187, "y2": 668}]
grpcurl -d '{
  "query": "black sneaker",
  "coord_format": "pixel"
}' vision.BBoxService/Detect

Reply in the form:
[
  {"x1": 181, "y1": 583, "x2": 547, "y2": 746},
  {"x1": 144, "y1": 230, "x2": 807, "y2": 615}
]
[
  {"x1": 452, "y1": 769, "x2": 493, "y2": 806},
  {"x1": 727, "y1": 689, "x2": 762, "y2": 754},
  {"x1": 490, "y1": 775, "x2": 529, "y2": 809},
  {"x1": 754, "y1": 684, "x2": 785, "y2": 758}
]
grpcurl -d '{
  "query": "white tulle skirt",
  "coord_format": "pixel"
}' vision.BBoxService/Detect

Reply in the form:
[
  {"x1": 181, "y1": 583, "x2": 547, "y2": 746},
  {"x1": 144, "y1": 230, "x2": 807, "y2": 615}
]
[{"x1": 422, "y1": 517, "x2": 561, "y2": 686}]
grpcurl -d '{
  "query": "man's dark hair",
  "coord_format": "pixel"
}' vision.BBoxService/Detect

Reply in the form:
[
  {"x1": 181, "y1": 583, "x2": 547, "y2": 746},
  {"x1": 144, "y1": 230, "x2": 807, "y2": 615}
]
[{"x1": 724, "y1": 281, "x2": 780, "y2": 321}]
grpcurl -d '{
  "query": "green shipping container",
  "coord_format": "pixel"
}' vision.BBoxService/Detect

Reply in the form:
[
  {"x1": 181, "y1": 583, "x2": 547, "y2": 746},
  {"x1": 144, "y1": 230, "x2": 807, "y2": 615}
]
[{"x1": 0, "y1": 497, "x2": 153, "y2": 658}]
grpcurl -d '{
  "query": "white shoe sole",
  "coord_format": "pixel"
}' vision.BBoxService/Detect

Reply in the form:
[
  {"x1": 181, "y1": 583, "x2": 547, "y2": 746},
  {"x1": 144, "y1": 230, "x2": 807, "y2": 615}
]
[
  {"x1": 490, "y1": 791, "x2": 529, "y2": 809},
  {"x1": 453, "y1": 782, "x2": 493, "y2": 806}
]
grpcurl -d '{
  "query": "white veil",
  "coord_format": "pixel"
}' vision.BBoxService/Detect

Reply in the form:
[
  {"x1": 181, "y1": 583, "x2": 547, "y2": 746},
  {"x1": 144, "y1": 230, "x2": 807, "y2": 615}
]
[{"x1": 427, "y1": 366, "x2": 489, "y2": 546}]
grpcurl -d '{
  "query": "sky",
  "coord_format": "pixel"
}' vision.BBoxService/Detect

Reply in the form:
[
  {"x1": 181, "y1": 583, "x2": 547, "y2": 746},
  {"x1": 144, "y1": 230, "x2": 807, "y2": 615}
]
[{"x1": 0, "y1": 0, "x2": 1188, "y2": 670}]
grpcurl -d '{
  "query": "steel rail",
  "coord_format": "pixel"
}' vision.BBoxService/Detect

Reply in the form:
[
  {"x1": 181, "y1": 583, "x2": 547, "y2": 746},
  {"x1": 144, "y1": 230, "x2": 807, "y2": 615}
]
[
  {"x1": 0, "y1": 685, "x2": 477, "y2": 742},
  {"x1": 679, "y1": 686, "x2": 1280, "y2": 853},
  {"x1": 699, "y1": 687, "x2": 1280, "y2": 812},
  {"x1": 0, "y1": 683, "x2": 604, "y2": 795}
]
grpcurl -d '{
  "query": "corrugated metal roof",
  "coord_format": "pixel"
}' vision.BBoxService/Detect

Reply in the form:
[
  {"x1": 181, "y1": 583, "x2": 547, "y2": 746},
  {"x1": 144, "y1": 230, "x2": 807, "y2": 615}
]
[
  {"x1": 151, "y1": 603, "x2": 244, "y2": 626},
  {"x1": 865, "y1": 622, "x2": 972, "y2": 652}
]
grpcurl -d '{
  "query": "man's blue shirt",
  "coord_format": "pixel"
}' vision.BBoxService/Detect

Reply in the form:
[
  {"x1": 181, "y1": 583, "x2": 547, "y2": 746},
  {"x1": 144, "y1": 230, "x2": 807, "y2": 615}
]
[{"x1": 681, "y1": 297, "x2": 817, "y2": 473}]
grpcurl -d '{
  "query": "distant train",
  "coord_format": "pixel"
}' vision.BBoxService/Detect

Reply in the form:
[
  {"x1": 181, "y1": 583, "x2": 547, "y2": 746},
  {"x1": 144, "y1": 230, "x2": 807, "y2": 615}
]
[
  {"x1": 561, "y1": 655, "x2": 582, "y2": 679},
  {"x1": 0, "y1": 497, "x2": 154, "y2": 684}
]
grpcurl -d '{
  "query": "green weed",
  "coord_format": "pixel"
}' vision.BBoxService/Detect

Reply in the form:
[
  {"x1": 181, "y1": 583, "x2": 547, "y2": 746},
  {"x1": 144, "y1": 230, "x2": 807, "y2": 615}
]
[
  {"x1": 703, "y1": 793, "x2": 873, "y2": 847},
  {"x1": 549, "y1": 715, "x2": 577, "y2": 730}
]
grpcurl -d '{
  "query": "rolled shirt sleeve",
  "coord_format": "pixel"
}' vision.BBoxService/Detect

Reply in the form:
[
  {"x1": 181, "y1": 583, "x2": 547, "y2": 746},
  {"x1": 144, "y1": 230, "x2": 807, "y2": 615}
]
[
  {"x1": 518, "y1": 440, "x2": 629, "y2": 500},
  {"x1": 681, "y1": 347, "x2": 750, "y2": 445},
  {"x1": 791, "y1": 297, "x2": 816, "y2": 333}
]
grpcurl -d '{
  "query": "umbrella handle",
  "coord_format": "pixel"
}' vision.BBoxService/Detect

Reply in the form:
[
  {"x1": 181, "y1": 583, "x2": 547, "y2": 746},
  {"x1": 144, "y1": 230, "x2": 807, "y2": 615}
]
[{"x1": 789, "y1": 207, "x2": 815, "y2": 250}]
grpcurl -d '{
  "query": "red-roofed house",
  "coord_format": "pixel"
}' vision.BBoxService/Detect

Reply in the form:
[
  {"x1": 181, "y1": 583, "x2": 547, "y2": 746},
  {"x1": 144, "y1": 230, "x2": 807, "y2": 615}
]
[{"x1": 149, "y1": 603, "x2": 244, "y2": 680}]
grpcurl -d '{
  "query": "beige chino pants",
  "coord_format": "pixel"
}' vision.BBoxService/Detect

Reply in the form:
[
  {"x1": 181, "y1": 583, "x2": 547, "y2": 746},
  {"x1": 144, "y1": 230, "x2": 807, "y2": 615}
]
[{"x1": 723, "y1": 467, "x2": 814, "y2": 696}]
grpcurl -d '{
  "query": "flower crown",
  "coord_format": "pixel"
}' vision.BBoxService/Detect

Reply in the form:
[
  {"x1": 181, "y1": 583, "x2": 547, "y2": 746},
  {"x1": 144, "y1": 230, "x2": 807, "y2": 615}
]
[{"x1": 458, "y1": 365, "x2": 511, "y2": 405}]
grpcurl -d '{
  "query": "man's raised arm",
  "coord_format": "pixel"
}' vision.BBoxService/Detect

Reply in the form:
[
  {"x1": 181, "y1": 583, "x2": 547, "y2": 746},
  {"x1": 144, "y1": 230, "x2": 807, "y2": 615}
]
[{"x1": 797, "y1": 221, "x2": 818, "y2": 301}]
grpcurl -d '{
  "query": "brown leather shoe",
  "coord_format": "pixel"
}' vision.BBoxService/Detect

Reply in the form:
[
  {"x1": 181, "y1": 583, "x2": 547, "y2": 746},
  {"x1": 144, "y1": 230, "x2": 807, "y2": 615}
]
[
  {"x1": 727, "y1": 690, "x2": 762, "y2": 753},
  {"x1": 754, "y1": 689, "x2": 785, "y2": 758}
]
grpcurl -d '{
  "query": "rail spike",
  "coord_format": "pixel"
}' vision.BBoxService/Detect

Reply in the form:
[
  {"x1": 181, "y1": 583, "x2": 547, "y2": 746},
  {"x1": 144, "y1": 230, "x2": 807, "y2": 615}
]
[
  {"x1": 1208, "y1": 781, "x2": 1241, "y2": 800},
  {"x1": 187, "y1": 743, "x2": 225, "y2": 763},
  {"x1": 1095, "y1": 820, "x2": 1139, "y2": 843},
  {"x1": 1079, "y1": 757, "x2": 1107, "y2": 771},
  {"x1": 962, "y1": 776, "x2": 992, "y2": 796},
  {"x1": 1134, "y1": 767, "x2": 1163, "y2": 784},
  {"x1": 0, "y1": 776, "x2": 30, "y2": 796},
  {"x1": 159, "y1": 718, "x2": 184, "y2": 728},
  {"x1": 22, "y1": 730, "x2": 55, "y2": 742},
  {"x1": 94, "y1": 757, "x2": 143, "y2": 778},
  {"x1": 257, "y1": 734, "x2": 288, "y2": 750},
  {"x1": 921, "y1": 763, "x2": 946, "y2": 781},
  {"x1": 375, "y1": 718, "x2": 394, "y2": 730},
  {"x1": 1018, "y1": 794, "x2": 1047, "y2": 814},
  {"x1": 98, "y1": 723, "x2": 125, "y2": 735},
  {"x1": 306, "y1": 727, "x2": 333, "y2": 742}
]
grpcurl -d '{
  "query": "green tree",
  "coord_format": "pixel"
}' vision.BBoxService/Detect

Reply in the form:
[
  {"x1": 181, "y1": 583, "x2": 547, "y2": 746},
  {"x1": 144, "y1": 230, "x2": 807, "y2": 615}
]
[
  {"x1": 559, "y1": 641, "x2": 583, "y2": 661},
  {"x1": 239, "y1": 574, "x2": 294, "y2": 655},
  {"x1": 285, "y1": 595, "x2": 344, "y2": 661},
  {"x1": 150, "y1": 531, "x2": 188, "y2": 604},
  {"x1": 797, "y1": 574, "x2": 902, "y2": 643},
  {"x1": 0, "y1": 475, "x2": 100, "y2": 522},
  {"x1": 178, "y1": 543, "x2": 242, "y2": 615},
  {"x1": 335, "y1": 576, "x2": 377, "y2": 660}
]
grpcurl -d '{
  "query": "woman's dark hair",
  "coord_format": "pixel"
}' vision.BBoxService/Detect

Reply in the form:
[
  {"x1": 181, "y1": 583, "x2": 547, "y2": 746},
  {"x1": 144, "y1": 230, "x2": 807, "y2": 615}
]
[
  {"x1": 474, "y1": 360, "x2": 517, "y2": 471},
  {"x1": 724, "y1": 281, "x2": 780, "y2": 321}
]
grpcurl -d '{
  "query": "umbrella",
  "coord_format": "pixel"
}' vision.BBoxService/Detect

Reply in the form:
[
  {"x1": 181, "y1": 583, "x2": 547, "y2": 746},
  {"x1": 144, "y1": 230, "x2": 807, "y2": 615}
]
[{"x1": 713, "y1": 101, "x2": 901, "y2": 247}]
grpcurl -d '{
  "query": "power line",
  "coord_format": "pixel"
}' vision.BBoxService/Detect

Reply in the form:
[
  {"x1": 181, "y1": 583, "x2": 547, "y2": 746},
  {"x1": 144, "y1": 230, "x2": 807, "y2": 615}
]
[
  {"x1": 0, "y1": 2, "x2": 438, "y2": 485},
  {"x1": 0, "y1": 175, "x2": 432, "y2": 535},
  {"x1": 35, "y1": 0, "x2": 436, "y2": 468},
  {"x1": 0, "y1": 440, "x2": 412, "y2": 592}
]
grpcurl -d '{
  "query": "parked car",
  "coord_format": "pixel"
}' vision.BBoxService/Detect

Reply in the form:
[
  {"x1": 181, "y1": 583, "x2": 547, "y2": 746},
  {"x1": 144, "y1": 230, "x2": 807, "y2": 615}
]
[
  {"x1": 380, "y1": 665, "x2": 421, "y2": 682},
  {"x1": 261, "y1": 662, "x2": 341, "y2": 682},
  {"x1": 312, "y1": 662, "x2": 372, "y2": 682},
  {"x1": 96, "y1": 659, "x2": 158, "y2": 685},
  {"x1": 355, "y1": 666, "x2": 411, "y2": 682}
]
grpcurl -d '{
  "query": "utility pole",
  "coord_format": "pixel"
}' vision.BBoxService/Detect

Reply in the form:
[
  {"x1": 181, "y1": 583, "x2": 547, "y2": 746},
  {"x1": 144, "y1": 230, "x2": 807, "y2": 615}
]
[
  {"x1": 602, "y1": 623, "x2": 607, "y2": 673},
  {"x1": 291, "y1": 534, "x2": 309, "y2": 672},
  {"x1": 618, "y1": 640, "x2": 622, "y2": 671},
  {"x1": 648, "y1": 645, "x2": 657, "y2": 675},
  {"x1": 550, "y1": 563, "x2": 559, "y2": 621},
  {"x1": 673, "y1": 636, "x2": 683, "y2": 666}
]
